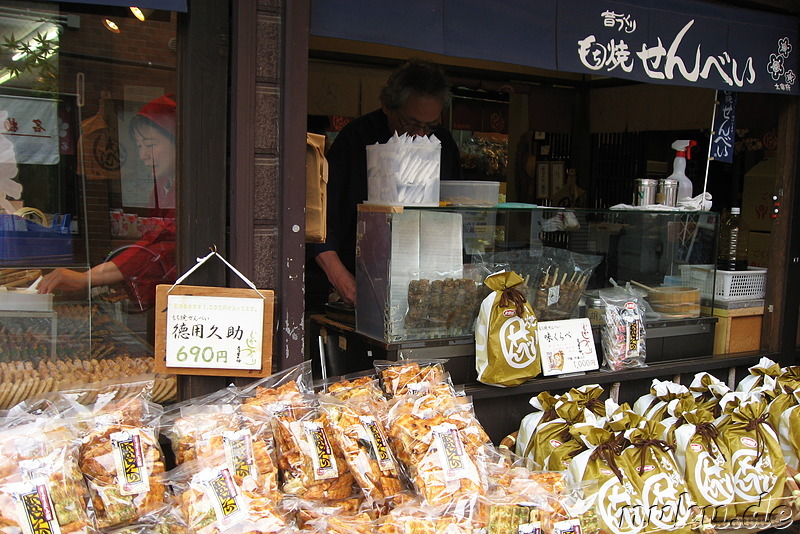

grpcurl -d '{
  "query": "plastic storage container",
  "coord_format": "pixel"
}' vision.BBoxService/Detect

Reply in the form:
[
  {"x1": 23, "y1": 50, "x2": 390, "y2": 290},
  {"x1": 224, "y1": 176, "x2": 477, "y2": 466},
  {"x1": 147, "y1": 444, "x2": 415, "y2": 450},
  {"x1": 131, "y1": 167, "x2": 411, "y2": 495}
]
[
  {"x1": 440, "y1": 180, "x2": 500, "y2": 206},
  {"x1": 0, "y1": 214, "x2": 73, "y2": 262},
  {"x1": 717, "y1": 207, "x2": 750, "y2": 271},
  {"x1": 680, "y1": 264, "x2": 767, "y2": 301}
]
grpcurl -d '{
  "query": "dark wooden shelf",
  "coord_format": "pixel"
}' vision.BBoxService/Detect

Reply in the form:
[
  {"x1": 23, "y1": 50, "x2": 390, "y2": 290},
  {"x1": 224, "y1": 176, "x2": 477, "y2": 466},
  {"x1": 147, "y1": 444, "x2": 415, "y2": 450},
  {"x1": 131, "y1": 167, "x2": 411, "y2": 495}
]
[{"x1": 464, "y1": 351, "x2": 767, "y2": 400}]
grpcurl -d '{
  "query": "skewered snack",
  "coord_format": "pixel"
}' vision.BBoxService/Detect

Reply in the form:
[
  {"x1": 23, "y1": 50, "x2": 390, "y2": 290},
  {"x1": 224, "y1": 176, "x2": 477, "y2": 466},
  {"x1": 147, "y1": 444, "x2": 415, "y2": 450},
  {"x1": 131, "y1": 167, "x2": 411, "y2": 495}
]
[
  {"x1": 0, "y1": 268, "x2": 41, "y2": 288},
  {"x1": 405, "y1": 278, "x2": 487, "y2": 338},
  {"x1": 531, "y1": 266, "x2": 591, "y2": 321}
]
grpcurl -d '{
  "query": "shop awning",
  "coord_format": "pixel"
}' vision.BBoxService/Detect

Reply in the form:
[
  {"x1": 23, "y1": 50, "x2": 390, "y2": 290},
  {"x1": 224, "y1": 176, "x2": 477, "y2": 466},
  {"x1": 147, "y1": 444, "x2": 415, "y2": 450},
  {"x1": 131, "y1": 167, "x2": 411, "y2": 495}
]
[
  {"x1": 310, "y1": 0, "x2": 799, "y2": 95},
  {"x1": 43, "y1": 0, "x2": 187, "y2": 11}
]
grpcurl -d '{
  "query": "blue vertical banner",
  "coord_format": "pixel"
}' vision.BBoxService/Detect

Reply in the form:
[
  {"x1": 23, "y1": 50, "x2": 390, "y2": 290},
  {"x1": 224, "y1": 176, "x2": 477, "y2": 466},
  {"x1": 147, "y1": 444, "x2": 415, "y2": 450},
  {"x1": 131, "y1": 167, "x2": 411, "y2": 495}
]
[{"x1": 711, "y1": 91, "x2": 737, "y2": 163}]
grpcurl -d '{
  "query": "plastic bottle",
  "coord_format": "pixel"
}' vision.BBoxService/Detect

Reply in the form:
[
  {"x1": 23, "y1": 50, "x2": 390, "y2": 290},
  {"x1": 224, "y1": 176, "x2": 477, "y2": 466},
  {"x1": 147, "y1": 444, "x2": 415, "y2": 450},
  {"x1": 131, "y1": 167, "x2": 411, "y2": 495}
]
[
  {"x1": 667, "y1": 140, "x2": 698, "y2": 201},
  {"x1": 716, "y1": 207, "x2": 750, "y2": 271}
]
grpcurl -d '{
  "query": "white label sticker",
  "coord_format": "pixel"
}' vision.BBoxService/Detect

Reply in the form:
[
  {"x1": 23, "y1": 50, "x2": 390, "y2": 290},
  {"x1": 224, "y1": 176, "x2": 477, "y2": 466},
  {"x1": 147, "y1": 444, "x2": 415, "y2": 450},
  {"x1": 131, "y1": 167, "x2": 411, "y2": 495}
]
[
  {"x1": 223, "y1": 429, "x2": 257, "y2": 481},
  {"x1": 11, "y1": 479, "x2": 62, "y2": 534},
  {"x1": 431, "y1": 423, "x2": 468, "y2": 481},
  {"x1": 111, "y1": 430, "x2": 150, "y2": 495},
  {"x1": 304, "y1": 422, "x2": 338, "y2": 480},
  {"x1": 359, "y1": 415, "x2": 395, "y2": 472},
  {"x1": 198, "y1": 466, "x2": 248, "y2": 529}
]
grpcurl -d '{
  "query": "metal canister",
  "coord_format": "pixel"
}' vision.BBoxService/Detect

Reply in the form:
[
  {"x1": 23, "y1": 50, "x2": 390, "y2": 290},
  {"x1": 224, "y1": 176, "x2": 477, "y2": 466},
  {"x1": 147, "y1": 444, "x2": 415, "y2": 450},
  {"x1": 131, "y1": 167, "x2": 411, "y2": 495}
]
[
  {"x1": 658, "y1": 178, "x2": 679, "y2": 207},
  {"x1": 584, "y1": 291, "x2": 606, "y2": 327},
  {"x1": 633, "y1": 178, "x2": 658, "y2": 206}
]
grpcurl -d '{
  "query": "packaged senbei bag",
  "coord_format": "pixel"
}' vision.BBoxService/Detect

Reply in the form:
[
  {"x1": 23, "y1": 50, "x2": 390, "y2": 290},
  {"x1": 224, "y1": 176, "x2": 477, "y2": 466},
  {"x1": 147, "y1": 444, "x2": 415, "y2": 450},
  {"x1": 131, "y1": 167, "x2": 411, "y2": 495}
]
[{"x1": 475, "y1": 271, "x2": 541, "y2": 387}]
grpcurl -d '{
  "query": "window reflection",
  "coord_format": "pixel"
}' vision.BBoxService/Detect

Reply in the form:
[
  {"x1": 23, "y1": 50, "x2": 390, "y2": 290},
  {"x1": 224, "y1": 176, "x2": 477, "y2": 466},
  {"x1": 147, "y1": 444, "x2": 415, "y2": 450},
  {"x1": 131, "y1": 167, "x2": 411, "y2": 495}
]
[{"x1": 0, "y1": 1, "x2": 178, "y2": 407}]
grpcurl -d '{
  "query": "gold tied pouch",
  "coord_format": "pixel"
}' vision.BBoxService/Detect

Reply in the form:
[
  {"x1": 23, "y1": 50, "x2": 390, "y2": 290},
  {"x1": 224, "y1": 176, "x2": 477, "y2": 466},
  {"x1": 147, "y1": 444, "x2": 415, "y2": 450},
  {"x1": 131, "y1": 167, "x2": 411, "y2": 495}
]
[
  {"x1": 475, "y1": 271, "x2": 541, "y2": 387},
  {"x1": 768, "y1": 383, "x2": 800, "y2": 431},
  {"x1": 567, "y1": 384, "x2": 607, "y2": 417},
  {"x1": 516, "y1": 391, "x2": 560, "y2": 458},
  {"x1": 568, "y1": 426, "x2": 645, "y2": 534},
  {"x1": 689, "y1": 372, "x2": 730, "y2": 405},
  {"x1": 736, "y1": 357, "x2": 782, "y2": 394},
  {"x1": 776, "y1": 390, "x2": 800, "y2": 471},
  {"x1": 528, "y1": 399, "x2": 587, "y2": 467},
  {"x1": 722, "y1": 397, "x2": 786, "y2": 516},
  {"x1": 624, "y1": 421, "x2": 695, "y2": 534},
  {"x1": 546, "y1": 435, "x2": 587, "y2": 471},
  {"x1": 673, "y1": 409, "x2": 736, "y2": 523}
]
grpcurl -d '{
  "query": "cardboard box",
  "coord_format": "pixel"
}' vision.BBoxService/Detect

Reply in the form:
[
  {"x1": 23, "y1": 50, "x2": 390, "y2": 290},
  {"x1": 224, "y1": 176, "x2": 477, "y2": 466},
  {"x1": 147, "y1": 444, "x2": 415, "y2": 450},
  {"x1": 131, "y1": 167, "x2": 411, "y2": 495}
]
[
  {"x1": 708, "y1": 306, "x2": 764, "y2": 354},
  {"x1": 748, "y1": 230, "x2": 771, "y2": 268},
  {"x1": 742, "y1": 158, "x2": 776, "y2": 232}
]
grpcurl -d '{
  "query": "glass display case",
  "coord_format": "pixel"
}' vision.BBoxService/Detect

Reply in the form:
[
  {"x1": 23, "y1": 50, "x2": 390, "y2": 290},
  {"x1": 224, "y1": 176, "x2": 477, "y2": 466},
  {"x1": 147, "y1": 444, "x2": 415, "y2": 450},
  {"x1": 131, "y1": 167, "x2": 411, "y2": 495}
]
[{"x1": 356, "y1": 205, "x2": 722, "y2": 343}]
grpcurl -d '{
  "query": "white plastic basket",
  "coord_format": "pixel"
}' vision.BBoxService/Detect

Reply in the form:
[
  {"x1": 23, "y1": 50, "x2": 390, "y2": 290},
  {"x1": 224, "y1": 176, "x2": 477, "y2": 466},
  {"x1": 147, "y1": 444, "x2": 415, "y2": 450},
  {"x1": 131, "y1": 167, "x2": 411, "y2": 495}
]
[{"x1": 679, "y1": 264, "x2": 767, "y2": 301}]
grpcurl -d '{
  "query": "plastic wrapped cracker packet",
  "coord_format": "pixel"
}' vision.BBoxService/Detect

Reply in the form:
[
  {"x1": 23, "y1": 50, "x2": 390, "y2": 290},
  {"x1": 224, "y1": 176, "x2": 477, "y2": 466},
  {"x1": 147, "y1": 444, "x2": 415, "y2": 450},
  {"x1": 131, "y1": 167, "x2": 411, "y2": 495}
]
[
  {"x1": 272, "y1": 400, "x2": 357, "y2": 502},
  {"x1": 319, "y1": 395, "x2": 405, "y2": 504},
  {"x1": 599, "y1": 286, "x2": 647, "y2": 371},
  {"x1": 280, "y1": 495, "x2": 369, "y2": 531},
  {"x1": 386, "y1": 394, "x2": 490, "y2": 508},
  {"x1": 237, "y1": 361, "x2": 313, "y2": 415},
  {"x1": 375, "y1": 500, "x2": 476, "y2": 534},
  {"x1": 0, "y1": 416, "x2": 93, "y2": 534},
  {"x1": 318, "y1": 371, "x2": 386, "y2": 403},
  {"x1": 162, "y1": 388, "x2": 242, "y2": 465},
  {"x1": 373, "y1": 359, "x2": 447, "y2": 398},
  {"x1": 166, "y1": 453, "x2": 289, "y2": 534},
  {"x1": 78, "y1": 396, "x2": 167, "y2": 530}
]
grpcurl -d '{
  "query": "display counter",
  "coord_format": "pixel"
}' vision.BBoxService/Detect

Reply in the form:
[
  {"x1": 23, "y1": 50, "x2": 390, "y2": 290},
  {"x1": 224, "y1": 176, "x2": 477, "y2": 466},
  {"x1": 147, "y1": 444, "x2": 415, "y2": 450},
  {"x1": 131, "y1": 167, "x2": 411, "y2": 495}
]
[{"x1": 356, "y1": 205, "x2": 725, "y2": 343}]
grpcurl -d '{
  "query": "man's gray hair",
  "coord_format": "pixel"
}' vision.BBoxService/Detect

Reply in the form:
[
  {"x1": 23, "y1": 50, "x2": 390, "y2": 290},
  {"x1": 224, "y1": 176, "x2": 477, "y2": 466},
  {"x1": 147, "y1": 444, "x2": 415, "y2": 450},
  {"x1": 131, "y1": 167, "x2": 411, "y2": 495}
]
[{"x1": 380, "y1": 59, "x2": 452, "y2": 111}]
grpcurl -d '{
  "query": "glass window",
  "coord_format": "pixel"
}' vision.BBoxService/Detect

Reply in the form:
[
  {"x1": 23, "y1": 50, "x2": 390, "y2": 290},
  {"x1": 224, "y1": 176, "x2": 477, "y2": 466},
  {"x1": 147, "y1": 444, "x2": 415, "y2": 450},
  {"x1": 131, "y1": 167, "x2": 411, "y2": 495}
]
[{"x1": 0, "y1": 1, "x2": 178, "y2": 406}]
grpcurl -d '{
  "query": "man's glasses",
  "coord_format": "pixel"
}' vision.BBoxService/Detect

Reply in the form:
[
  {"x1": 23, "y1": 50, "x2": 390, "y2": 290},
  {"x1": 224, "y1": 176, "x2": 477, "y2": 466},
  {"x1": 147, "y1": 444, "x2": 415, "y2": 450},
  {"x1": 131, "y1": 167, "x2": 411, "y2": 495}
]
[{"x1": 393, "y1": 109, "x2": 441, "y2": 135}]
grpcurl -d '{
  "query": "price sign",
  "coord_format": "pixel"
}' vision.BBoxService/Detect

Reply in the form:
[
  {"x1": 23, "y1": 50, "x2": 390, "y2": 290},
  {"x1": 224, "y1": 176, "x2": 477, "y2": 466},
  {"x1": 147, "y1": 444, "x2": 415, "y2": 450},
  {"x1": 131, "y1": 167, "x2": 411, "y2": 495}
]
[
  {"x1": 155, "y1": 285, "x2": 274, "y2": 377},
  {"x1": 537, "y1": 318, "x2": 598, "y2": 376}
]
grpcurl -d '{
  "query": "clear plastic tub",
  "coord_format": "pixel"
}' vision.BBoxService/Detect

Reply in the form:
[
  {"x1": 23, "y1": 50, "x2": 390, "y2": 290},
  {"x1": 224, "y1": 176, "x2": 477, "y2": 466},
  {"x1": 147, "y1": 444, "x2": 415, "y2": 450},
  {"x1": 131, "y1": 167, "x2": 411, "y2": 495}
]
[{"x1": 440, "y1": 180, "x2": 500, "y2": 206}]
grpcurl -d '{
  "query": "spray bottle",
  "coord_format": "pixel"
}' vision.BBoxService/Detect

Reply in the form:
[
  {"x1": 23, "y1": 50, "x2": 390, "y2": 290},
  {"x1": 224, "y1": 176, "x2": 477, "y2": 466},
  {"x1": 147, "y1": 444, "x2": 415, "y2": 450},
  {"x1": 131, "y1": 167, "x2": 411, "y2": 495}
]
[{"x1": 668, "y1": 140, "x2": 697, "y2": 200}]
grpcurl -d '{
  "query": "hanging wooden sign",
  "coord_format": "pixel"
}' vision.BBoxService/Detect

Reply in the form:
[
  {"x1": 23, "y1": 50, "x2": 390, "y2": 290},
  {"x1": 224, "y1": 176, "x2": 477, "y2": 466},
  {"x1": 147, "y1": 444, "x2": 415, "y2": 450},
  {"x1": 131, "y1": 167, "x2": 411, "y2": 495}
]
[{"x1": 154, "y1": 284, "x2": 274, "y2": 377}]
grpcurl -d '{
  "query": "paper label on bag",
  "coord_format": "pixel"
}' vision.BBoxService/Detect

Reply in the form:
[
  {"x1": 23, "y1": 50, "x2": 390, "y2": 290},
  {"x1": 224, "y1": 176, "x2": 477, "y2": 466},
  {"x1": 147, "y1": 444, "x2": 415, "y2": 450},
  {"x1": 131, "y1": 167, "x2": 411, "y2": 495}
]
[
  {"x1": 111, "y1": 430, "x2": 150, "y2": 495},
  {"x1": 223, "y1": 430, "x2": 257, "y2": 480},
  {"x1": 11, "y1": 479, "x2": 61, "y2": 534},
  {"x1": 432, "y1": 423, "x2": 468, "y2": 481},
  {"x1": 198, "y1": 466, "x2": 247, "y2": 529},
  {"x1": 359, "y1": 415, "x2": 394, "y2": 472},
  {"x1": 547, "y1": 285, "x2": 560, "y2": 306},
  {"x1": 304, "y1": 422, "x2": 338, "y2": 480}
]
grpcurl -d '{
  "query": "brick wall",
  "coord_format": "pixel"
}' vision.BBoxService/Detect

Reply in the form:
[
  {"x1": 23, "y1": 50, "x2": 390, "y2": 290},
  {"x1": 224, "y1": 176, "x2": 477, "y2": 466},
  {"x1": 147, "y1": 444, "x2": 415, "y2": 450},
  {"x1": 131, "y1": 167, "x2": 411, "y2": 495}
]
[
  {"x1": 252, "y1": 1, "x2": 282, "y2": 291},
  {"x1": 58, "y1": 10, "x2": 177, "y2": 265}
]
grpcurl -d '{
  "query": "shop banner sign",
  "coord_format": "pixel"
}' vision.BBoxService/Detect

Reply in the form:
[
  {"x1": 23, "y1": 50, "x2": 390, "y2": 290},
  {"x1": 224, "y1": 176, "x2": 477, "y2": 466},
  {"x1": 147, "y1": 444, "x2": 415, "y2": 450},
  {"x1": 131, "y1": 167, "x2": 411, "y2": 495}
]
[
  {"x1": 311, "y1": 0, "x2": 798, "y2": 95},
  {"x1": 537, "y1": 318, "x2": 599, "y2": 376},
  {"x1": 711, "y1": 91, "x2": 737, "y2": 163},
  {"x1": 0, "y1": 95, "x2": 59, "y2": 165},
  {"x1": 557, "y1": 0, "x2": 799, "y2": 95},
  {"x1": 155, "y1": 285, "x2": 274, "y2": 378}
]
